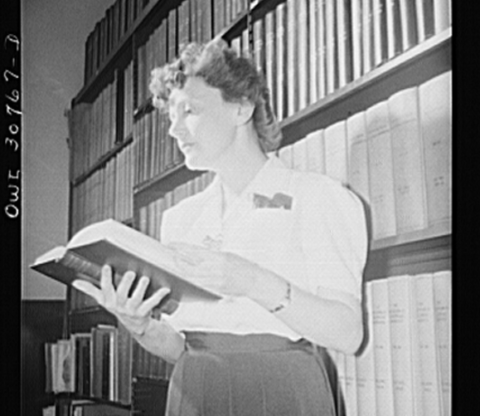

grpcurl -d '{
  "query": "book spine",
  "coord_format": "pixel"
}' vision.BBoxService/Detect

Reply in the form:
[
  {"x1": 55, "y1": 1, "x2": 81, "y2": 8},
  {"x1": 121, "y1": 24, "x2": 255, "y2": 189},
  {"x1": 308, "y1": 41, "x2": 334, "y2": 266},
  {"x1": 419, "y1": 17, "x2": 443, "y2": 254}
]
[
  {"x1": 434, "y1": 0, "x2": 449, "y2": 33},
  {"x1": 413, "y1": 273, "x2": 443, "y2": 415},
  {"x1": 305, "y1": 129, "x2": 326, "y2": 175},
  {"x1": 265, "y1": 10, "x2": 276, "y2": 119},
  {"x1": 291, "y1": 137, "x2": 308, "y2": 172},
  {"x1": 325, "y1": 0, "x2": 337, "y2": 94},
  {"x1": 347, "y1": 111, "x2": 370, "y2": 205},
  {"x1": 371, "y1": 279, "x2": 395, "y2": 416},
  {"x1": 351, "y1": 0, "x2": 363, "y2": 80},
  {"x1": 419, "y1": 71, "x2": 452, "y2": 227},
  {"x1": 415, "y1": 0, "x2": 435, "y2": 43},
  {"x1": 366, "y1": 100, "x2": 397, "y2": 239},
  {"x1": 275, "y1": 2, "x2": 286, "y2": 121},
  {"x1": 336, "y1": 0, "x2": 352, "y2": 89},
  {"x1": 345, "y1": 352, "x2": 358, "y2": 416},
  {"x1": 385, "y1": 0, "x2": 403, "y2": 59},
  {"x1": 297, "y1": 0, "x2": 309, "y2": 110},
  {"x1": 253, "y1": 16, "x2": 265, "y2": 75},
  {"x1": 356, "y1": 282, "x2": 377, "y2": 416},
  {"x1": 433, "y1": 270, "x2": 451, "y2": 416},
  {"x1": 398, "y1": 0, "x2": 418, "y2": 50},
  {"x1": 317, "y1": 0, "x2": 327, "y2": 99},
  {"x1": 372, "y1": 0, "x2": 388, "y2": 67},
  {"x1": 362, "y1": 0, "x2": 374, "y2": 74},
  {"x1": 308, "y1": 0, "x2": 318, "y2": 104},
  {"x1": 286, "y1": 0, "x2": 297, "y2": 116},
  {"x1": 387, "y1": 275, "x2": 422, "y2": 416},
  {"x1": 388, "y1": 86, "x2": 428, "y2": 234}
]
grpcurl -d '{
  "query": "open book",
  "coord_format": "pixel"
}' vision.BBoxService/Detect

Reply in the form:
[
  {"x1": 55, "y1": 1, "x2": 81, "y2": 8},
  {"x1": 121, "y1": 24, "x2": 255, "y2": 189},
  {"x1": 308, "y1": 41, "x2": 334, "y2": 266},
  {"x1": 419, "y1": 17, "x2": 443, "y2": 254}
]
[{"x1": 31, "y1": 219, "x2": 222, "y2": 313}]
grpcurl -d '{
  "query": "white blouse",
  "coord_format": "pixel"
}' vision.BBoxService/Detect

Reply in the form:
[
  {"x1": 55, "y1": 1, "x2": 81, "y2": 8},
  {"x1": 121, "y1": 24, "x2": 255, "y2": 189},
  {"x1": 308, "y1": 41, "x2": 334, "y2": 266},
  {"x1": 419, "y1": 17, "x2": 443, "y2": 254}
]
[{"x1": 161, "y1": 156, "x2": 368, "y2": 341}]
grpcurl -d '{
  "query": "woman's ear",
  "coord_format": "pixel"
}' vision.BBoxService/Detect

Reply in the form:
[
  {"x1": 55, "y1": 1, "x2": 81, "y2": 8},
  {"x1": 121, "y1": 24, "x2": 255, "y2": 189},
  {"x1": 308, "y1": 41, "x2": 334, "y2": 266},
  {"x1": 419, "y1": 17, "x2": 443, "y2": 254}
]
[{"x1": 235, "y1": 98, "x2": 255, "y2": 126}]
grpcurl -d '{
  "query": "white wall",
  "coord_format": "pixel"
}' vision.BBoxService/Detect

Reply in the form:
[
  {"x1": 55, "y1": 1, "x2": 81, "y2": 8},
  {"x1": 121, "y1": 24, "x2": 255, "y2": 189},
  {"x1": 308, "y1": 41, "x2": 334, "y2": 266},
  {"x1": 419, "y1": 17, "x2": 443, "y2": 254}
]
[{"x1": 22, "y1": 0, "x2": 115, "y2": 299}]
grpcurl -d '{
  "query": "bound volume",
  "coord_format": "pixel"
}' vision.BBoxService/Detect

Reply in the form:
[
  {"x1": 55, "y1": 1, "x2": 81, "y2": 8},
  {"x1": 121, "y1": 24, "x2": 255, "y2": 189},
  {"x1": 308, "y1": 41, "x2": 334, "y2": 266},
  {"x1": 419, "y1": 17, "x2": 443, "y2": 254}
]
[{"x1": 31, "y1": 219, "x2": 221, "y2": 313}]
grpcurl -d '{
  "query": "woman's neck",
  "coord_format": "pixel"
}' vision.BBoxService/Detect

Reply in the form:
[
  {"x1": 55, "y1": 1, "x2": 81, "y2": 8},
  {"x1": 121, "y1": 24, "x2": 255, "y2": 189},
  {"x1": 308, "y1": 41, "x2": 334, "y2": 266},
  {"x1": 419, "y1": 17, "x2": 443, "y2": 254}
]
[{"x1": 213, "y1": 125, "x2": 268, "y2": 196}]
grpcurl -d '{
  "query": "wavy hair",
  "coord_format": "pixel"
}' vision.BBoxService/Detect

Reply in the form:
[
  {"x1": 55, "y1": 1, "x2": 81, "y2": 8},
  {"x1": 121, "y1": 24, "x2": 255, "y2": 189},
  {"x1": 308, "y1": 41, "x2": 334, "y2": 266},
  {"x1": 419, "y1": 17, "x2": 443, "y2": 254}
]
[{"x1": 149, "y1": 39, "x2": 282, "y2": 153}]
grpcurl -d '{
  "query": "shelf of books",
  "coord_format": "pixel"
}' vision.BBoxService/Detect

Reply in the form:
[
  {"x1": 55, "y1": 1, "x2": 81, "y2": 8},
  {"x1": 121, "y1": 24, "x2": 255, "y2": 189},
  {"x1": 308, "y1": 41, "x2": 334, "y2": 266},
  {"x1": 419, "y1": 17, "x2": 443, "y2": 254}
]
[{"x1": 50, "y1": 0, "x2": 452, "y2": 414}]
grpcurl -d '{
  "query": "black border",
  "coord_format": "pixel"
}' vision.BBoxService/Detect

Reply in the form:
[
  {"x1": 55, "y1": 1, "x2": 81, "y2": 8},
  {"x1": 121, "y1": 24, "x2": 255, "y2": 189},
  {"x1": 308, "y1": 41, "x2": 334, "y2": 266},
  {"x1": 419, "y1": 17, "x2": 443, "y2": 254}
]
[{"x1": 2, "y1": 0, "x2": 21, "y2": 414}]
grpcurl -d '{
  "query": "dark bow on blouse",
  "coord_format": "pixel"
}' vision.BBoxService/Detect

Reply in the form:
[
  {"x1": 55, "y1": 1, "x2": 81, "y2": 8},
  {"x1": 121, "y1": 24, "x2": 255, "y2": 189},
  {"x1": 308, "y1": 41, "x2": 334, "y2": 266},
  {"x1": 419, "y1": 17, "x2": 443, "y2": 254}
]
[{"x1": 253, "y1": 192, "x2": 293, "y2": 210}]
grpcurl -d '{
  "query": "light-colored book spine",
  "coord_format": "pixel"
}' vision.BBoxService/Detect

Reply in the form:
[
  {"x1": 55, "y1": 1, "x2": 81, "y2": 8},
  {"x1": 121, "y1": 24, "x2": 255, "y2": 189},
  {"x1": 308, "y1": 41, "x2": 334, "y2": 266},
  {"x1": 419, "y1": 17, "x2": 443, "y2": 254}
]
[
  {"x1": 372, "y1": 0, "x2": 387, "y2": 66},
  {"x1": 388, "y1": 275, "x2": 423, "y2": 416},
  {"x1": 111, "y1": 77, "x2": 117, "y2": 148},
  {"x1": 287, "y1": 0, "x2": 297, "y2": 116},
  {"x1": 356, "y1": 282, "x2": 377, "y2": 416},
  {"x1": 351, "y1": 0, "x2": 363, "y2": 80},
  {"x1": 433, "y1": 270, "x2": 451, "y2": 416},
  {"x1": 347, "y1": 111, "x2": 370, "y2": 205},
  {"x1": 308, "y1": 0, "x2": 318, "y2": 103},
  {"x1": 325, "y1": 0, "x2": 336, "y2": 94},
  {"x1": 336, "y1": 0, "x2": 350, "y2": 88},
  {"x1": 419, "y1": 71, "x2": 452, "y2": 227},
  {"x1": 253, "y1": 17, "x2": 263, "y2": 73},
  {"x1": 305, "y1": 129, "x2": 326, "y2": 174},
  {"x1": 415, "y1": 0, "x2": 435, "y2": 43},
  {"x1": 386, "y1": 0, "x2": 402, "y2": 59},
  {"x1": 103, "y1": 83, "x2": 111, "y2": 156},
  {"x1": 398, "y1": 0, "x2": 417, "y2": 51},
  {"x1": 265, "y1": 10, "x2": 276, "y2": 118},
  {"x1": 371, "y1": 278, "x2": 395, "y2": 416},
  {"x1": 366, "y1": 100, "x2": 397, "y2": 239},
  {"x1": 388, "y1": 86, "x2": 428, "y2": 234},
  {"x1": 345, "y1": 352, "x2": 358, "y2": 416},
  {"x1": 297, "y1": 0, "x2": 308, "y2": 110},
  {"x1": 317, "y1": 0, "x2": 327, "y2": 99},
  {"x1": 362, "y1": 0, "x2": 373, "y2": 74},
  {"x1": 275, "y1": 2, "x2": 286, "y2": 121},
  {"x1": 150, "y1": 110, "x2": 158, "y2": 180},
  {"x1": 413, "y1": 273, "x2": 443, "y2": 416},
  {"x1": 324, "y1": 119, "x2": 348, "y2": 186}
]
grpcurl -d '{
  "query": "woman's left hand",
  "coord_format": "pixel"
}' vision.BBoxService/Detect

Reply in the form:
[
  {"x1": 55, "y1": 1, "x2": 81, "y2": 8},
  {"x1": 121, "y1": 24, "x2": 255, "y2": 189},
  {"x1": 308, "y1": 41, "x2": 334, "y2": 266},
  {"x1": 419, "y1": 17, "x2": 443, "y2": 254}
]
[{"x1": 167, "y1": 242, "x2": 259, "y2": 297}]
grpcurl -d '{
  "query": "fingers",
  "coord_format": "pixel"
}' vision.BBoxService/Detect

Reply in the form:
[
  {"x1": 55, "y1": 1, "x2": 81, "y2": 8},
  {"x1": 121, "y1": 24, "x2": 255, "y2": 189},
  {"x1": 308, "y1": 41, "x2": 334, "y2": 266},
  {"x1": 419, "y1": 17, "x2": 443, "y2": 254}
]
[
  {"x1": 127, "y1": 276, "x2": 150, "y2": 309},
  {"x1": 116, "y1": 271, "x2": 136, "y2": 305},
  {"x1": 100, "y1": 265, "x2": 117, "y2": 306},
  {"x1": 75, "y1": 266, "x2": 170, "y2": 319},
  {"x1": 137, "y1": 287, "x2": 171, "y2": 317}
]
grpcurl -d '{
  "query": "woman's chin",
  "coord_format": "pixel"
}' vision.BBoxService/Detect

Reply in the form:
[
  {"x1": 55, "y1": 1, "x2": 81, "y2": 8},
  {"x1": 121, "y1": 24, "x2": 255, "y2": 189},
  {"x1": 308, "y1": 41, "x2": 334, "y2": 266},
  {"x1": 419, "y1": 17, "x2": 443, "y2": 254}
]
[{"x1": 184, "y1": 157, "x2": 208, "y2": 172}]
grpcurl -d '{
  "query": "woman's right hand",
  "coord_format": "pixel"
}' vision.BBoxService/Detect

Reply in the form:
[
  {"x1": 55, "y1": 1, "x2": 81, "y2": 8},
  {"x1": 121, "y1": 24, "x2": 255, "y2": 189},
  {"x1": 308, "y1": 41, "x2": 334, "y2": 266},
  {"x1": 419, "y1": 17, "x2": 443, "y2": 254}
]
[{"x1": 72, "y1": 265, "x2": 170, "y2": 336}]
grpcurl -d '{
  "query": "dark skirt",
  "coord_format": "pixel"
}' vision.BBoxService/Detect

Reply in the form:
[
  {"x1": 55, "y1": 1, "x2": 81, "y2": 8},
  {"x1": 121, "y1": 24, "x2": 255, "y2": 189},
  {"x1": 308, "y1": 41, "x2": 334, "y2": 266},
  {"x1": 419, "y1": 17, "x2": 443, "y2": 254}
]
[{"x1": 165, "y1": 332, "x2": 339, "y2": 416}]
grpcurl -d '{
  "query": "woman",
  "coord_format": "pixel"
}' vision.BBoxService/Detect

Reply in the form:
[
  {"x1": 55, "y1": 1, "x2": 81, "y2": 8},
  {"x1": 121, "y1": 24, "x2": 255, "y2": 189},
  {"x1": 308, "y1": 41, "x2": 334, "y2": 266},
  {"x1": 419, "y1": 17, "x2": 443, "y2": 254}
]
[{"x1": 74, "y1": 39, "x2": 368, "y2": 415}]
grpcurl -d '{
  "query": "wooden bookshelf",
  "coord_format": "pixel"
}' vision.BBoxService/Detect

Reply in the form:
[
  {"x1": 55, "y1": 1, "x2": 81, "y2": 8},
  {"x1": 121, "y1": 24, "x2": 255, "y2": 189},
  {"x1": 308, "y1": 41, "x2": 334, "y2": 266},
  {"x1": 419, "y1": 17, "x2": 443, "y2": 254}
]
[
  {"x1": 74, "y1": 0, "x2": 171, "y2": 105},
  {"x1": 55, "y1": 393, "x2": 131, "y2": 410},
  {"x1": 72, "y1": 135, "x2": 133, "y2": 187},
  {"x1": 365, "y1": 233, "x2": 451, "y2": 280},
  {"x1": 67, "y1": 306, "x2": 117, "y2": 334}
]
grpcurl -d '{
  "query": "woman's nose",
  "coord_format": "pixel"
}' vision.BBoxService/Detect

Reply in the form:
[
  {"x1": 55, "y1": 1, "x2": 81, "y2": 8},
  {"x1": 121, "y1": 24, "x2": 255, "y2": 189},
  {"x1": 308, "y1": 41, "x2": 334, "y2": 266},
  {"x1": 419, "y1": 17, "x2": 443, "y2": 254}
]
[{"x1": 168, "y1": 117, "x2": 186, "y2": 141}]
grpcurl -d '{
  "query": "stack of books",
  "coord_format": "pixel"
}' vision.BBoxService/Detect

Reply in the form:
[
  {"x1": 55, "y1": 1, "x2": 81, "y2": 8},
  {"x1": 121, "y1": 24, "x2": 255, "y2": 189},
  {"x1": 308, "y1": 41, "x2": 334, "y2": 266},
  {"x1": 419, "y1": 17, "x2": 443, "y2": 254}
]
[
  {"x1": 45, "y1": 324, "x2": 133, "y2": 405},
  {"x1": 329, "y1": 270, "x2": 451, "y2": 416}
]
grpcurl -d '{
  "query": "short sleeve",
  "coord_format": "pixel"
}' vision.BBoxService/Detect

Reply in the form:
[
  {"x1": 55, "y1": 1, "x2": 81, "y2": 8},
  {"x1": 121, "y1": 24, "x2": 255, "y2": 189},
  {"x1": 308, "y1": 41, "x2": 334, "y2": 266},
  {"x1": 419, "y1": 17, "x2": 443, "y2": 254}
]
[{"x1": 297, "y1": 174, "x2": 368, "y2": 311}]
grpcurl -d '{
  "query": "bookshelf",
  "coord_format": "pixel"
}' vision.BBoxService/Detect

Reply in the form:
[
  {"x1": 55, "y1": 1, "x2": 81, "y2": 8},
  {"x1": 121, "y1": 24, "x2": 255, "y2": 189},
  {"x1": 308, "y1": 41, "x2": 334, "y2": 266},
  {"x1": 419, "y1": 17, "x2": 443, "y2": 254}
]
[{"x1": 53, "y1": 0, "x2": 453, "y2": 414}]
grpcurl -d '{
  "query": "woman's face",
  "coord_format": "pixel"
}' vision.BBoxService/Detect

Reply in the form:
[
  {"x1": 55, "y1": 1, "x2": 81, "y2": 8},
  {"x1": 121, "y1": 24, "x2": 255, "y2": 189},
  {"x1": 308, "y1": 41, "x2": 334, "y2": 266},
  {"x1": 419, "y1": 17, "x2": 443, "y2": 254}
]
[{"x1": 168, "y1": 76, "x2": 239, "y2": 171}]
